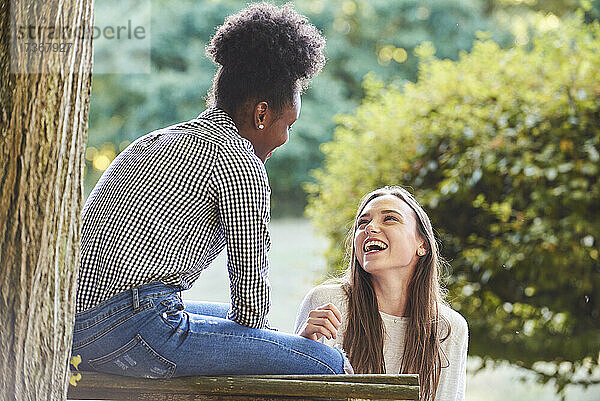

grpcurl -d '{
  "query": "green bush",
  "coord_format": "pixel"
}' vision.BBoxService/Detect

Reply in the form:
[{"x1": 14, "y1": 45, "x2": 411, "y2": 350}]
[{"x1": 306, "y1": 14, "x2": 600, "y2": 392}]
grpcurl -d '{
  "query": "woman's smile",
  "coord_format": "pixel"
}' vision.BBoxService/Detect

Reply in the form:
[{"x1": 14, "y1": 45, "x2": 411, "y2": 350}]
[{"x1": 363, "y1": 238, "x2": 389, "y2": 257}]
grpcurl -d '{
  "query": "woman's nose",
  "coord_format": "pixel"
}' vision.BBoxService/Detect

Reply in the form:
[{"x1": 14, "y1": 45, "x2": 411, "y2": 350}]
[{"x1": 366, "y1": 222, "x2": 379, "y2": 234}]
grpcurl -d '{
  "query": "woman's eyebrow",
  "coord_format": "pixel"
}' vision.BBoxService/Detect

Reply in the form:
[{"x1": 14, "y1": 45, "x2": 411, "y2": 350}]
[
  {"x1": 359, "y1": 209, "x2": 405, "y2": 220},
  {"x1": 380, "y1": 209, "x2": 405, "y2": 218}
]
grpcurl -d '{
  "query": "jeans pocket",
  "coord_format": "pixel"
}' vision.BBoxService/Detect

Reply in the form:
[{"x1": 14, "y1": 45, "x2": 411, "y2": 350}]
[{"x1": 88, "y1": 334, "x2": 176, "y2": 379}]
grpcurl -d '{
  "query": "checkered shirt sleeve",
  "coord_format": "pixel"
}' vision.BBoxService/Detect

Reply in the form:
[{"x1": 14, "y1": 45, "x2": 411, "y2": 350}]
[
  {"x1": 213, "y1": 144, "x2": 272, "y2": 328},
  {"x1": 76, "y1": 108, "x2": 272, "y2": 328}
]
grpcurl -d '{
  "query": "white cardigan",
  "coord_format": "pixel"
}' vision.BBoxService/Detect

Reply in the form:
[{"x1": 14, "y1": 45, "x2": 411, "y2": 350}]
[{"x1": 294, "y1": 283, "x2": 469, "y2": 401}]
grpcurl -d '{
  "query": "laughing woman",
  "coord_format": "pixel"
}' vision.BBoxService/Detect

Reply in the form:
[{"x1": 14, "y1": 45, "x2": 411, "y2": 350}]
[{"x1": 294, "y1": 186, "x2": 468, "y2": 401}]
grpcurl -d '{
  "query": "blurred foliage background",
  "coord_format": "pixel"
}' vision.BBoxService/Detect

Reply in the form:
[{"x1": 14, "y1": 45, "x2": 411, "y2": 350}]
[
  {"x1": 87, "y1": 0, "x2": 513, "y2": 214},
  {"x1": 88, "y1": 0, "x2": 600, "y2": 397}
]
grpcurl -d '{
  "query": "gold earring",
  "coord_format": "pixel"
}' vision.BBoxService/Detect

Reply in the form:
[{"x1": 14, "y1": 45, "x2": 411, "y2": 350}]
[{"x1": 417, "y1": 249, "x2": 426, "y2": 256}]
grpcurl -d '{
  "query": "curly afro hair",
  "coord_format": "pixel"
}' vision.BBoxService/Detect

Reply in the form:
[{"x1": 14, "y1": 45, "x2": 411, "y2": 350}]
[{"x1": 206, "y1": 2, "x2": 325, "y2": 117}]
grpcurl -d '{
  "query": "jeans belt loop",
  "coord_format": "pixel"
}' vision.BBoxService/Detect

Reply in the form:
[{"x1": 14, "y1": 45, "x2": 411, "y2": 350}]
[{"x1": 132, "y1": 287, "x2": 140, "y2": 311}]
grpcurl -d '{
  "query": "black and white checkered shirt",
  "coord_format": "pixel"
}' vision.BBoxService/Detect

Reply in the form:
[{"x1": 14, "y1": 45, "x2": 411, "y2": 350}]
[{"x1": 77, "y1": 108, "x2": 272, "y2": 328}]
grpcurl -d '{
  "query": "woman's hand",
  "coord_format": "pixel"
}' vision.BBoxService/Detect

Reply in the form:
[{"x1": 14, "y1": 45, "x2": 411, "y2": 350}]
[{"x1": 299, "y1": 303, "x2": 342, "y2": 341}]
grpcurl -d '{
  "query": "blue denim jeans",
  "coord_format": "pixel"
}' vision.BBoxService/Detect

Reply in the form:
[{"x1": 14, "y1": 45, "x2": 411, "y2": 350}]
[{"x1": 71, "y1": 282, "x2": 346, "y2": 378}]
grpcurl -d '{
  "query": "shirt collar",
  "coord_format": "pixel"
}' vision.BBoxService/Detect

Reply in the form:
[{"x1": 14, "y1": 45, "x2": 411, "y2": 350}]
[
  {"x1": 197, "y1": 107, "x2": 256, "y2": 154},
  {"x1": 197, "y1": 107, "x2": 239, "y2": 134}
]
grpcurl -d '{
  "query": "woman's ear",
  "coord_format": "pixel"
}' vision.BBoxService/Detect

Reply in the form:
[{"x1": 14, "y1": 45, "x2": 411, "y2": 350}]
[
  {"x1": 417, "y1": 242, "x2": 427, "y2": 257},
  {"x1": 253, "y1": 101, "x2": 269, "y2": 130}
]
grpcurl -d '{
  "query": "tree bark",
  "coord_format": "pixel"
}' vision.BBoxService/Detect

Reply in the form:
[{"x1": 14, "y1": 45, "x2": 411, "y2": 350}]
[{"x1": 0, "y1": 0, "x2": 93, "y2": 400}]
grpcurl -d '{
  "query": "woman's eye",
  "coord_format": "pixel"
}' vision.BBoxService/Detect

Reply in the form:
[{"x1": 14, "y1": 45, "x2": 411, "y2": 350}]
[
  {"x1": 384, "y1": 215, "x2": 399, "y2": 222},
  {"x1": 357, "y1": 219, "x2": 368, "y2": 227}
]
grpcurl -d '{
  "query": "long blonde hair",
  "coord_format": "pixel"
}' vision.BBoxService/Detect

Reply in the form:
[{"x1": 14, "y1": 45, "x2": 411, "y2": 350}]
[{"x1": 341, "y1": 186, "x2": 450, "y2": 401}]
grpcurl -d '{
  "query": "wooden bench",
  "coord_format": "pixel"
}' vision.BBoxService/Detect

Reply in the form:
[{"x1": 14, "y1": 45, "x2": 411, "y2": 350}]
[{"x1": 68, "y1": 372, "x2": 420, "y2": 400}]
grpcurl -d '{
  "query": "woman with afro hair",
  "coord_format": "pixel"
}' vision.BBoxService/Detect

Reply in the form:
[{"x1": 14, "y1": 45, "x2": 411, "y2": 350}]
[{"x1": 72, "y1": 3, "x2": 351, "y2": 377}]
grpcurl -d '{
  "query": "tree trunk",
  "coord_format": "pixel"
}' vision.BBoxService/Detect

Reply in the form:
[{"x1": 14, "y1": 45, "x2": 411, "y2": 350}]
[{"x1": 0, "y1": 0, "x2": 93, "y2": 399}]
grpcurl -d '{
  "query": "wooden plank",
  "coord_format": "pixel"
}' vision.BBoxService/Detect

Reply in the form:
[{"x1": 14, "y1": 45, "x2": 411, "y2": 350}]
[
  {"x1": 68, "y1": 372, "x2": 420, "y2": 400},
  {"x1": 237, "y1": 375, "x2": 419, "y2": 386},
  {"x1": 70, "y1": 389, "x2": 338, "y2": 401}
]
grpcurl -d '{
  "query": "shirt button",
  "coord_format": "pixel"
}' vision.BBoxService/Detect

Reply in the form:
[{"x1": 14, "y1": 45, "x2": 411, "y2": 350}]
[{"x1": 162, "y1": 312, "x2": 168, "y2": 319}]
